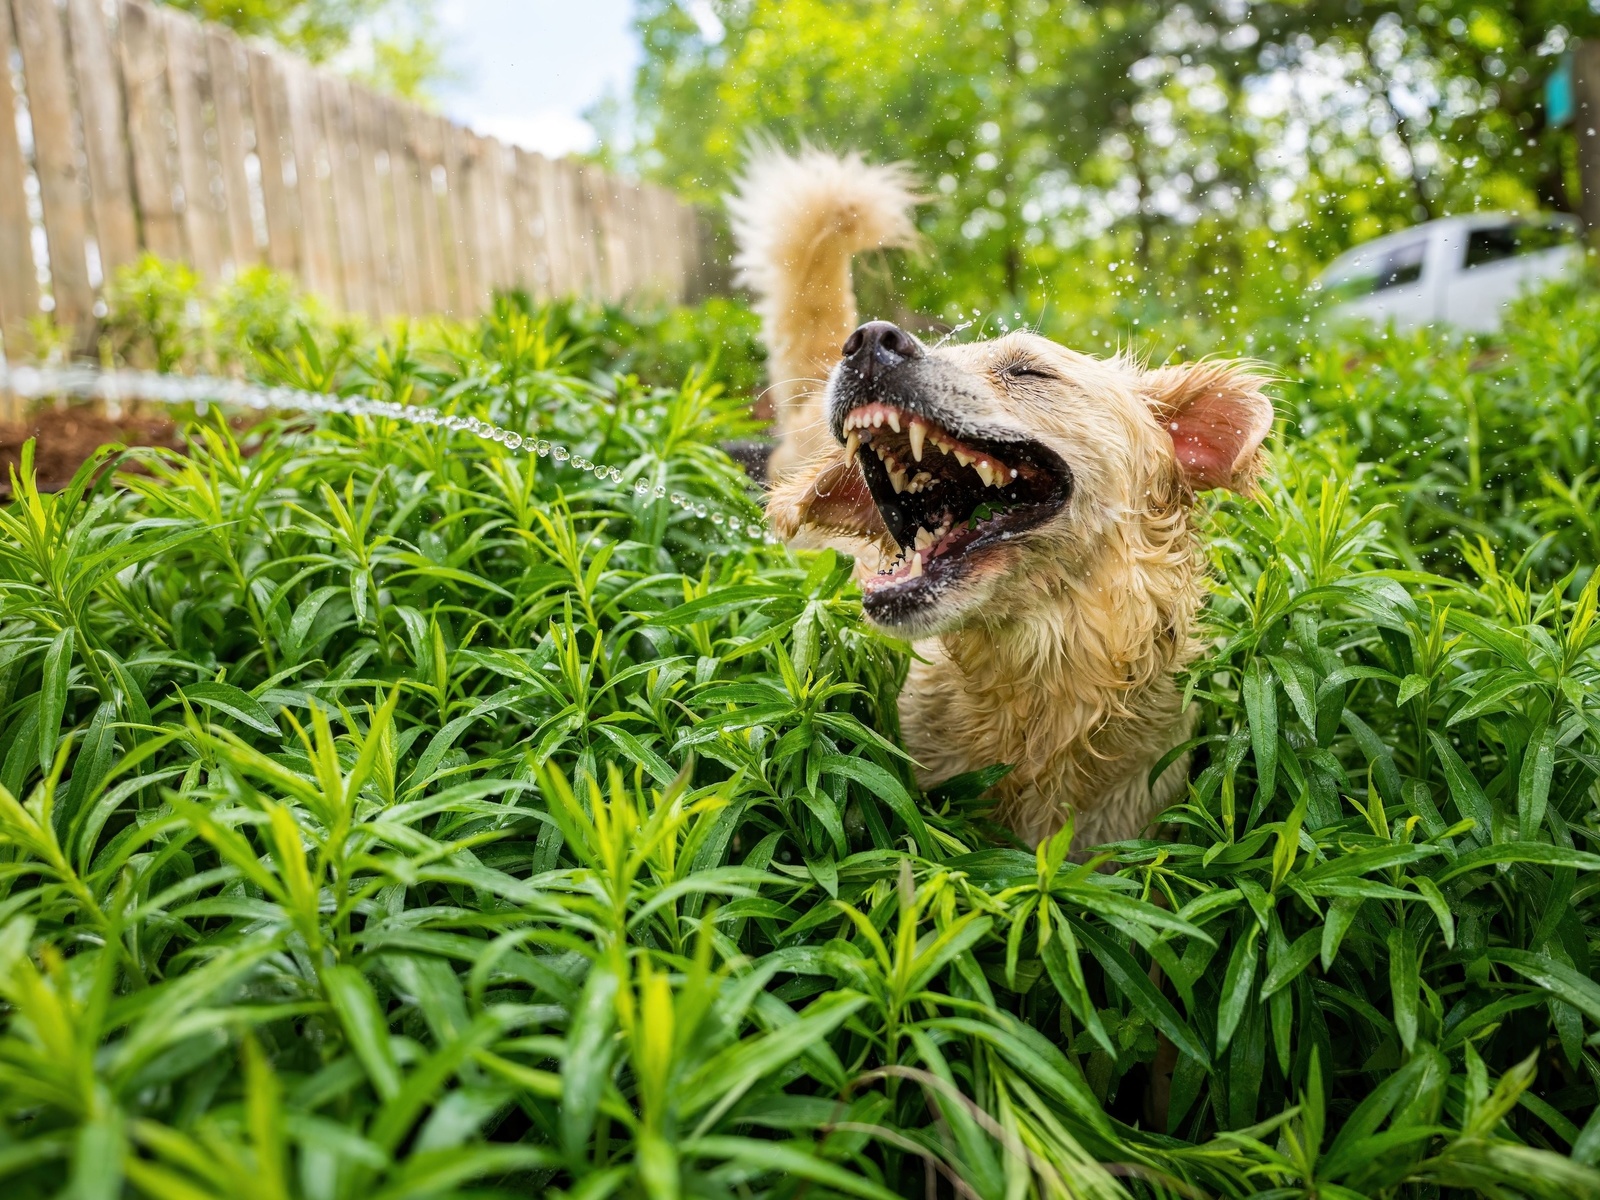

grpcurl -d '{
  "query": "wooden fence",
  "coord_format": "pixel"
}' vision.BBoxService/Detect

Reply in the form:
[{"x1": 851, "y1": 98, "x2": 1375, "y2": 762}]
[{"x1": 0, "y1": 0, "x2": 704, "y2": 355}]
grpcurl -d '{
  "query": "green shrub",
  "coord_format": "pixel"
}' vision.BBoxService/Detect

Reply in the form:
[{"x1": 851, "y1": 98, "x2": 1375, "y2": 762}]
[{"x1": 1, "y1": 289, "x2": 1599, "y2": 1198}]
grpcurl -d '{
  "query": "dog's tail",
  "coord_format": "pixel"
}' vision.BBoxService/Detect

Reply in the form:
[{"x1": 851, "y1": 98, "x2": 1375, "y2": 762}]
[{"x1": 728, "y1": 143, "x2": 919, "y2": 478}]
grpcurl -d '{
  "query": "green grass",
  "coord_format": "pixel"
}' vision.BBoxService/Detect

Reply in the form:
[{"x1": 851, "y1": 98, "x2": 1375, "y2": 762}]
[{"x1": 2, "y1": 286, "x2": 1600, "y2": 1199}]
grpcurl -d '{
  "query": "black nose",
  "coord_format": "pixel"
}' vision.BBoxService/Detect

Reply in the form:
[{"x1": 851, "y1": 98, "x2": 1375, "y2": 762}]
[{"x1": 841, "y1": 321, "x2": 921, "y2": 382}]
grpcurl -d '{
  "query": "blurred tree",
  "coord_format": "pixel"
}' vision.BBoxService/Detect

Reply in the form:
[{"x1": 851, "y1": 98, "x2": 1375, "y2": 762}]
[
  {"x1": 160, "y1": 0, "x2": 448, "y2": 101},
  {"x1": 620, "y1": 0, "x2": 1599, "y2": 334}
]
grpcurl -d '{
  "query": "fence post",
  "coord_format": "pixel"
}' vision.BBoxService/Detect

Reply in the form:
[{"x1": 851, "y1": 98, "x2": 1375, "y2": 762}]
[
  {"x1": 66, "y1": 0, "x2": 139, "y2": 282},
  {"x1": 13, "y1": 0, "x2": 95, "y2": 342},
  {"x1": 1576, "y1": 41, "x2": 1600, "y2": 239},
  {"x1": 0, "y1": 2, "x2": 39, "y2": 358},
  {"x1": 206, "y1": 27, "x2": 259, "y2": 271}
]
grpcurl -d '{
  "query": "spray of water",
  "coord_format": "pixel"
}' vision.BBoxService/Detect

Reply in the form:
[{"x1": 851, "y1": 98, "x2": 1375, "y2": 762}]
[{"x1": 0, "y1": 359, "x2": 776, "y2": 547}]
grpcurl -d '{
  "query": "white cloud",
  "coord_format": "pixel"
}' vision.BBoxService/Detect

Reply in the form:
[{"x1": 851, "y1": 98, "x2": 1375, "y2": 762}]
[{"x1": 465, "y1": 109, "x2": 598, "y2": 158}]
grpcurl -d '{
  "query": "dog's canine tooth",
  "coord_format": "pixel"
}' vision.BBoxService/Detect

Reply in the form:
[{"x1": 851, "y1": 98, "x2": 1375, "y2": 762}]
[
  {"x1": 844, "y1": 430, "x2": 860, "y2": 457},
  {"x1": 908, "y1": 421, "x2": 925, "y2": 461},
  {"x1": 887, "y1": 410, "x2": 901, "y2": 433},
  {"x1": 908, "y1": 551, "x2": 924, "y2": 578}
]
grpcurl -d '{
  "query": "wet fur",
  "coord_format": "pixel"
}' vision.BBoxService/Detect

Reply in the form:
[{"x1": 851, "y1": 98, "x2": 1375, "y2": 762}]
[
  {"x1": 729, "y1": 145, "x2": 920, "y2": 481},
  {"x1": 739, "y1": 151, "x2": 1273, "y2": 849}
]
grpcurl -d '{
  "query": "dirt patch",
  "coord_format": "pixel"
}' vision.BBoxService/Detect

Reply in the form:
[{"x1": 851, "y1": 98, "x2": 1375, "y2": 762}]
[{"x1": 0, "y1": 407, "x2": 187, "y2": 497}]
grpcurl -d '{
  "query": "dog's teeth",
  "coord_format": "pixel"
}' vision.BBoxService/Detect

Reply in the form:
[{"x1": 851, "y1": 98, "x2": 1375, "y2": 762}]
[
  {"x1": 872, "y1": 411, "x2": 884, "y2": 428},
  {"x1": 908, "y1": 551, "x2": 924, "y2": 578},
  {"x1": 887, "y1": 410, "x2": 901, "y2": 433},
  {"x1": 974, "y1": 460, "x2": 992, "y2": 485},
  {"x1": 954, "y1": 449, "x2": 973, "y2": 468},
  {"x1": 889, "y1": 465, "x2": 909, "y2": 493},
  {"x1": 844, "y1": 430, "x2": 860, "y2": 457},
  {"x1": 908, "y1": 421, "x2": 925, "y2": 461},
  {"x1": 914, "y1": 527, "x2": 934, "y2": 551}
]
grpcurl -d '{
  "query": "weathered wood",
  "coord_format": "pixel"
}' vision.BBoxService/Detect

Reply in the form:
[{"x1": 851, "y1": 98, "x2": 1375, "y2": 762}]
[
  {"x1": 13, "y1": 0, "x2": 95, "y2": 336},
  {"x1": 205, "y1": 27, "x2": 258, "y2": 269},
  {"x1": 349, "y1": 85, "x2": 394, "y2": 316},
  {"x1": 246, "y1": 46, "x2": 299, "y2": 275},
  {"x1": 0, "y1": 1, "x2": 39, "y2": 351},
  {"x1": 440, "y1": 121, "x2": 481, "y2": 315},
  {"x1": 118, "y1": 0, "x2": 183, "y2": 261},
  {"x1": 512, "y1": 147, "x2": 549, "y2": 301},
  {"x1": 308, "y1": 72, "x2": 356, "y2": 312},
  {"x1": 161, "y1": 6, "x2": 224, "y2": 278},
  {"x1": 3, "y1": 0, "x2": 702, "y2": 336},
  {"x1": 380, "y1": 99, "x2": 422, "y2": 315},
  {"x1": 489, "y1": 139, "x2": 521, "y2": 295},
  {"x1": 565, "y1": 161, "x2": 603, "y2": 299},
  {"x1": 1577, "y1": 41, "x2": 1600, "y2": 236},
  {"x1": 65, "y1": 0, "x2": 139, "y2": 281},
  {"x1": 281, "y1": 58, "x2": 337, "y2": 300},
  {"x1": 405, "y1": 109, "x2": 448, "y2": 315},
  {"x1": 536, "y1": 152, "x2": 576, "y2": 299}
]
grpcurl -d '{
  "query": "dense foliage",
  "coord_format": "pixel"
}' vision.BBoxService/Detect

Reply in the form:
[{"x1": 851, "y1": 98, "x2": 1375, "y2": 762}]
[
  {"x1": 3, "y1": 282, "x2": 1600, "y2": 1198},
  {"x1": 621, "y1": 0, "x2": 1600, "y2": 328}
]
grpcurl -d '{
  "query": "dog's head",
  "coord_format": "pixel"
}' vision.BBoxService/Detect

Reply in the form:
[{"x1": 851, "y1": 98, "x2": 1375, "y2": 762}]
[{"x1": 768, "y1": 321, "x2": 1273, "y2": 640}]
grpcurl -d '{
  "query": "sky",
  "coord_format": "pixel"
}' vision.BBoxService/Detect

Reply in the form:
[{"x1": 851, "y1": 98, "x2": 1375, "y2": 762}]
[{"x1": 435, "y1": 0, "x2": 643, "y2": 158}]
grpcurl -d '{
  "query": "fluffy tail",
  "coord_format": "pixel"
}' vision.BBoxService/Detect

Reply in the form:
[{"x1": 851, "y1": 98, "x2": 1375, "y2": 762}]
[{"x1": 728, "y1": 144, "x2": 919, "y2": 478}]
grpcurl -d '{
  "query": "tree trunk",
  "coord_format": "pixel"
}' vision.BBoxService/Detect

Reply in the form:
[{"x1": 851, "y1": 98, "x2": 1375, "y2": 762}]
[{"x1": 1575, "y1": 40, "x2": 1600, "y2": 236}]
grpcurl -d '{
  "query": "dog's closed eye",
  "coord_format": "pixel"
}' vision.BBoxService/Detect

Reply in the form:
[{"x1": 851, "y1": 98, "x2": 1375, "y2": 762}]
[{"x1": 999, "y1": 361, "x2": 1057, "y2": 382}]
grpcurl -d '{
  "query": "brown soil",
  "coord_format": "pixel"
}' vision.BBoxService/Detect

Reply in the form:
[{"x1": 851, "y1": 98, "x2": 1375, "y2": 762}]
[{"x1": 0, "y1": 407, "x2": 188, "y2": 497}]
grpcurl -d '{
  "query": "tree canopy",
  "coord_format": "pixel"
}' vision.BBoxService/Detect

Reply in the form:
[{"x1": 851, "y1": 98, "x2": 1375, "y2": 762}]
[
  {"x1": 160, "y1": 0, "x2": 447, "y2": 101},
  {"x1": 621, "y1": 0, "x2": 1600, "y2": 334}
]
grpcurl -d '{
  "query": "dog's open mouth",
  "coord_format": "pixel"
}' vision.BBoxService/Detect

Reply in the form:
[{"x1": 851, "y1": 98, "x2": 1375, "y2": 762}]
[{"x1": 840, "y1": 401, "x2": 1071, "y2": 613}]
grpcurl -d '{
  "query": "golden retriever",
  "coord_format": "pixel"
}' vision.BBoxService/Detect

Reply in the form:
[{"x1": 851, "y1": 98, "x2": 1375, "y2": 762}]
[{"x1": 731, "y1": 146, "x2": 1273, "y2": 849}]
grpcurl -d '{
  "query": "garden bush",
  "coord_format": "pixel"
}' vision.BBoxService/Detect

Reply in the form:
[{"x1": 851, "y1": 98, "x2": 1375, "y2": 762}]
[{"x1": 1, "y1": 284, "x2": 1599, "y2": 1198}]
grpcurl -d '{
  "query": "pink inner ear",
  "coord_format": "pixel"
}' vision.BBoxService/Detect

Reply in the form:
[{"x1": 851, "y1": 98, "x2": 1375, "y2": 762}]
[{"x1": 1165, "y1": 388, "x2": 1272, "y2": 493}]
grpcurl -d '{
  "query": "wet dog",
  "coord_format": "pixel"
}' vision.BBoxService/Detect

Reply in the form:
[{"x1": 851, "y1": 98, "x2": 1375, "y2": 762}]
[{"x1": 731, "y1": 146, "x2": 1273, "y2": 849}]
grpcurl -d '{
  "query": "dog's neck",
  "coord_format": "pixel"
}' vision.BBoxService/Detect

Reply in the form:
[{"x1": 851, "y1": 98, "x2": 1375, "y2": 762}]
[
  {"x1": 902, "y1": 501, "x2": 1205, "y2": 842},
  {"x1": 950, "y1": 501, "x2": 1200, "y2": 709}
]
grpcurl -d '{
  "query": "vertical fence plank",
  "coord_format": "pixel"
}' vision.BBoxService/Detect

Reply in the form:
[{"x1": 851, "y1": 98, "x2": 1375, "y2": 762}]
[
  {"x1": 351, "y1": 86, "x2": 394, "y2": 317},
  {"x1": 511, "y1": 148, "x2": 548, "y2": 301},
  {"x1": 535, "y1": 152, "x2": 573, "y2": 300},
  {"x1": 119, "y1": 0, "x2": 182, "y2": 261},
  {"x1": 66, "y1": 0, "x2": 138, "y2": 281},
  {"x1": 320, "y1": 75, "x2": 372, "y2": 315},
  {"x1": 162, "y1": 7, "x2": 224, "y2": 278},
  {"x1": 379, "y1": 99, "x2": 422, "y2": 316},
  {"x1": 246, "y1": 47, "x2": 298, "y2": 275},
  {"x1": 441, "y1": 122, "x2": 479, "y2": 315},
  {"x1": 0, "y1": 1, "x2": 39, "y2": 354},
  {"x1": 484, "y1": 136, "x2": 516, "y2": 296},
  {"x1": 461, "y1": 132, "x2": 494, "y2": 309},
  {"x1": 402, "y1": 109, "x2": 443, "y2": 315},
  {"x1": 206, "y1": 27, "x2": 257, "y2": 270},
  {"x1": 282, "y1": 59, "x2": 336, "y2": 301},
  {"x1": 571, "y1": 160, "x2": 602, "y2": 298},
  {"x1": 13, "y1": 0, "x2": 95, "y2": 337}
]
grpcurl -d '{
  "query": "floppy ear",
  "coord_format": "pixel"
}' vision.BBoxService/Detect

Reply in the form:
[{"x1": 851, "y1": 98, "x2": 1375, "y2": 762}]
[
  {"x1": 766, "y1": 443, "x2": 889, "y2": 545},
  {"x1": 1142, "y1": 360, "x2": 1274, "y2": 495}
]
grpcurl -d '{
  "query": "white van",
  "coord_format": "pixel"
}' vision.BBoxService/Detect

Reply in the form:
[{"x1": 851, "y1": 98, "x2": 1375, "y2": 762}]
[{"x1": 1315, "y1": 212, "x2": 1586, "y2": 333}]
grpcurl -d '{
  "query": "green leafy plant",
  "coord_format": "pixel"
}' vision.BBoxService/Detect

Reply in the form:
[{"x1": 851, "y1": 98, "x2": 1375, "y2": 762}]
[{"x1": 2, "y1": 286, "x2": 1599, "y2": 1198}]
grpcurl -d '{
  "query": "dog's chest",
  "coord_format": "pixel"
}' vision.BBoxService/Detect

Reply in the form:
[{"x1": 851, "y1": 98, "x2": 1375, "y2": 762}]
[{"x1": 897, "y1": 637, "x2": 1187, "y2": 842}]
